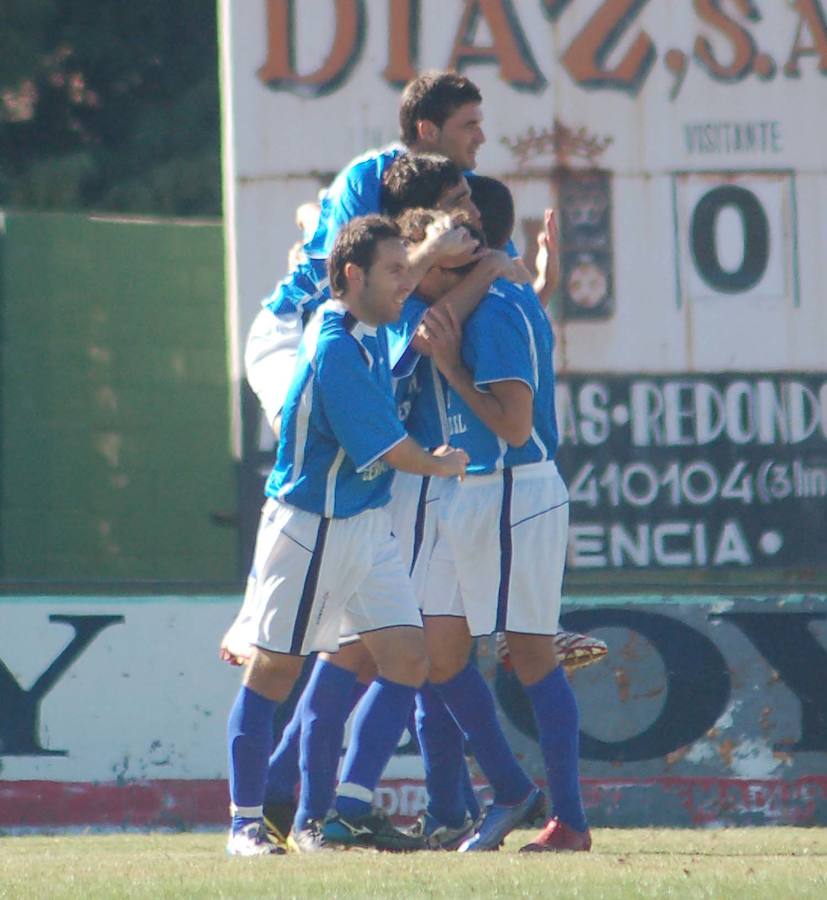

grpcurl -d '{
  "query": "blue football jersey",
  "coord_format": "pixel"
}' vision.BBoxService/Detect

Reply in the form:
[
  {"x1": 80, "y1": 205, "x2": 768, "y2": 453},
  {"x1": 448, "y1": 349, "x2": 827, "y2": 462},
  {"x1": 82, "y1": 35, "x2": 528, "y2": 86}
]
[
  {"x1": 265, "y1": 145, "x2": 405, "y2": 320},
  {"x1": 387, "y1": 296, "x2": 449, "y2": 450},
  {"x1": 267, "y1": 302, "x2": 406, "y2": 518},
  {"x1": 445, "y1": 280, "x2": 559, "y2": 475}
]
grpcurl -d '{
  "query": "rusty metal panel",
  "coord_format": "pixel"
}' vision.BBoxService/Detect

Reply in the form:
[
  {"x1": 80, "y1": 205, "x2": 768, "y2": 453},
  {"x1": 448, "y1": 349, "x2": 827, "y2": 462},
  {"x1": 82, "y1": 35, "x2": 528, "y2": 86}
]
[{"x1": 490, "y1": 593, "x2": 827, "y2": 825}]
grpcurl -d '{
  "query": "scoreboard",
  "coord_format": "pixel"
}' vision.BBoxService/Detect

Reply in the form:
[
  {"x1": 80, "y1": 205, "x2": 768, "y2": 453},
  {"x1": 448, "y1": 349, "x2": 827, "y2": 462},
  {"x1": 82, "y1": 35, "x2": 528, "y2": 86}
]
[{"x1": 220, "y1": 0, "x2": 827, "y2": 586}]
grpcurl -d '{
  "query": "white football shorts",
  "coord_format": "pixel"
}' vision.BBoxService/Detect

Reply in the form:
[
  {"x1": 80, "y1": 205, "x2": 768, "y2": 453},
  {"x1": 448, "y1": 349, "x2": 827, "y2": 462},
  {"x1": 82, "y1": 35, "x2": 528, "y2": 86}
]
[
  {"x1": 387, "y1": 471, "x2": 443, "y2": 605},
  {"x1": 421, "y1": 460, "x2": 569, "y2": 636},
  {"x1": 244, "y1": 307, "x2": 303, "y2": 427},
  {"x1": 241, "y1": 498, "x2": 422, "y2": 655}
]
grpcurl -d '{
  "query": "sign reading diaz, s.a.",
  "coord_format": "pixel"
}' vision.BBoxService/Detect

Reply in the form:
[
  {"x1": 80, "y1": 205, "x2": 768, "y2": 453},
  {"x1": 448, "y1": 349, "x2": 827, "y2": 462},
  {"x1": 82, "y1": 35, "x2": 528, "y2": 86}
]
[{"x1": 556, "y1": 373, "x2": 827, "y2": 573}]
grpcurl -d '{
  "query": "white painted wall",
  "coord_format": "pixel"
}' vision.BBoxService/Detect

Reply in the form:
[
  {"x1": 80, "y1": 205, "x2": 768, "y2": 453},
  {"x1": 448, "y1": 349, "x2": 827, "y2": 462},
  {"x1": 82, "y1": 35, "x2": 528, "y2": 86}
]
[{"x1": 220, "y1": 0, "x2": 827, "y2": 419}]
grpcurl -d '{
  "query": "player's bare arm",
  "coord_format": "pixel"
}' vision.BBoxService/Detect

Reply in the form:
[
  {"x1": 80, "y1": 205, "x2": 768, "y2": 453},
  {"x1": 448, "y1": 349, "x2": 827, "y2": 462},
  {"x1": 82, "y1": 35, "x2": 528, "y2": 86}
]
[
  {"x1": 382, "y1": 436, "x2": 469, "y2": 479},
  {"x1": 405, "y1": 212, "x2": 482, "y2": 285},
  {"x1": 533, "y1": 208, "x2": 561, "y2": 307},
  {"x1": 422, "y1": 305, "x2": 533, "y2": 447},
  {"x1": 439, "y1": 250, "x2": 530, "y2": 323}
]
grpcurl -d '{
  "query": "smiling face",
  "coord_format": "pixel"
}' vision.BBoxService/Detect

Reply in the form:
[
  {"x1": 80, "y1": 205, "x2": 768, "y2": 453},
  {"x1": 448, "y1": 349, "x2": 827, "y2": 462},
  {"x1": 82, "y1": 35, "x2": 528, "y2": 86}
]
[
  {"x1": 423, "y1": 102, "x2": 485, "y2": 171},
  {"x1": 349, "y1": 237, "x2": 413, "y2": 325}
]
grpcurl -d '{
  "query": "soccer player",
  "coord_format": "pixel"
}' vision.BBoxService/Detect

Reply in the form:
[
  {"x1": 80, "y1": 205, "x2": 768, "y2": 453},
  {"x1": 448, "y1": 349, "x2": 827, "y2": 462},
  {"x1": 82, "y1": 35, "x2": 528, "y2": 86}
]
[
  {"x1": 416, "y1": 176, "x2": 592, "y2": 852},
  {"x1": 262, "y1": 161, "x2": 517, "y2": 853},
  {"x1": 231, "y1": 156, "x2": 595, "y2": 850},
  {"x1": 225, "y1": 215, "x2": 468, "y2": 856},
  {"x1": 376, "y1": 208, "x2": 544, "y2": 851},
  {"x1": 244, "y1": 71, "x2": 487, "y2": 439},
  {"x1": 242, "y1": 69, "x2": 560, "y2": 440}
]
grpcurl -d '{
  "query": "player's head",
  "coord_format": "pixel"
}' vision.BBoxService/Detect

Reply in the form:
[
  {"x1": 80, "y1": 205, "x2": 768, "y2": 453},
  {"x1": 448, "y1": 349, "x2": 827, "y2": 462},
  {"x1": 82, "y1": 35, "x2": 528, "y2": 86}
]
[
  {"x1": 467, "y1": 175, "x2": 515, "y2": 250},
  {"x1": 382, "y1": 153, "x2": 480, "y2": 226},
  {"x1": 399, "y1": 71, "x2": 485, "y2": 170},
  {"x1": 397, "y1": 207, "x2": 485, "y2": 302},
  {"x1": 327, "y1": 215, "x2": 412, "y2": 324}
]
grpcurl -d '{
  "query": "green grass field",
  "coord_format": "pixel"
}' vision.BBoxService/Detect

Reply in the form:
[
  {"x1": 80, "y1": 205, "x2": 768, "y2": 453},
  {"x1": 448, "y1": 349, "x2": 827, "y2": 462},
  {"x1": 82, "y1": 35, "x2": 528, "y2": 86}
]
[{"x1": 1, "y1": 828, "x2": 826, "y2": 899}]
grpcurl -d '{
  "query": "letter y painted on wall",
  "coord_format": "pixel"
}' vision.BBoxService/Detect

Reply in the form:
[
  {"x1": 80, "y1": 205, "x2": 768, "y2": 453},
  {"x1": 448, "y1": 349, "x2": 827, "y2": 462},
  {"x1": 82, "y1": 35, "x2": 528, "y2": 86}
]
[{"x1": 0, "y1": 615, "x2": 124, "y2": 756}]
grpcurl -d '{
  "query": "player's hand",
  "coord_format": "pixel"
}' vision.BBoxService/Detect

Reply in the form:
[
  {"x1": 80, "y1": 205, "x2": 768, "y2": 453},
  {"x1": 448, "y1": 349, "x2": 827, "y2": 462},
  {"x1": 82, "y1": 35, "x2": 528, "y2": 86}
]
[
  {"x1": 423, "y1": 213, "x2": 481, "y2": 266},
  {"x1": 418, "y1": 305, "x2": 463, "y2": 376},
  {"x1": 432, "y1": 444, "x2": 470, "y2": 480},
  {"x1": 478, "y1": 249, "x2": 531, "y2": 284},
  {"x1": 534, "y1": 208, "x2": 561, "y2": 302},
  {"x1": 219, "y1": 629, "x2": 251, "y2": 667}
]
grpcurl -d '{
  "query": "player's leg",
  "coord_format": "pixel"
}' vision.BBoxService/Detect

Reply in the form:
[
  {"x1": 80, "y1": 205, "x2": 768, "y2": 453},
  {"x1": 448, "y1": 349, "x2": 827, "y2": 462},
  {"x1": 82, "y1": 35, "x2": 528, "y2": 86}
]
[
  {"x1": 227, "y1": 647, "x2": 302, "y2": 855},
  {"x1": 410, "y1": 682, "x2": 477, "y2": 848},
  {"x1": 431, "y1": 475, "x2": 546, "y2": 852},
  {"x1": 424, "y1": 613, "x2": 538, "y2": 810},
  {"x1": 263, "y1": 640, "x2": 376, "y2": 842},
  {"x1": 393, "y1": 472, "x2": 480, "y2": 842},
  {"x1": 503, "y1": 632, "x2": 589, "y2": 851},
  {"x1": 501, "y1": 464, "x2": 590, "y2": 852},
  {"x1": 324, "y1": 527, "x2": 429, "y2": 851},
  {"x1": 226, "y1": 501, "x2": 364, "y2": 855},
  {"x1": 289, "y1": 642, "x2": 373, "y2": 843},
  {"x1": 324, "y1": 625, "x2": 428, "y2": 851},
  {"x1": 419, "y1": 527, "x2": 538, "y2": 818}
]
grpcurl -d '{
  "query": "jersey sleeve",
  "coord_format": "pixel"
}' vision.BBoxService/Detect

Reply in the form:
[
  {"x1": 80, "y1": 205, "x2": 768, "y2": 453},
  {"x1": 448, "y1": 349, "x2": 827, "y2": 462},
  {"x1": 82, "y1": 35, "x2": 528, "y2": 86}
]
[
  {"x1": 386, "y1": 295, "x2": 429, "y2": 376},
  {"x1": 315, "y1": 338, "x2": 407, "y2": 472},
  {"x1": 306, "y1": 157, "x2": 385, "y2": 260},
  {"x1": 264, "y1": 257, "x2": 330, "y2": 318},
  {"x1": 464, "y1": 299, "x2": 535, "y2": 394}
]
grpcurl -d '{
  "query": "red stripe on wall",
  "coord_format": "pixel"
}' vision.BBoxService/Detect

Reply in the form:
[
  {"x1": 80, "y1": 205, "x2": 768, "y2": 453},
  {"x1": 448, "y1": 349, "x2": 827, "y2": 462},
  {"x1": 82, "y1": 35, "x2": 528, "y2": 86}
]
[{"x1": 2, "y1": 776, "x2": 827, "y2": 828}]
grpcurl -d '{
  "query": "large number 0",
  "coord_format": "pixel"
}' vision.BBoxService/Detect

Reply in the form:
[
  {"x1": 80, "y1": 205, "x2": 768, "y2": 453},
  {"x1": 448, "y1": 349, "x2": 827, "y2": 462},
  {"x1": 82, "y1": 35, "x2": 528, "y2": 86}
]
[{"x1": 690, "y1": 186, "x2": 769, "y2": 294}]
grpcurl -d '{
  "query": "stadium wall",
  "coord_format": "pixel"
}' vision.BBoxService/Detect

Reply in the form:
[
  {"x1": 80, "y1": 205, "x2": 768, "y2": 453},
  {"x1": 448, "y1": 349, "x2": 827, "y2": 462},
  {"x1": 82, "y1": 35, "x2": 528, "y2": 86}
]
[
  {"x1": 222, "y1": 0, "x2": 827, "y2": 590},
  {"x1": 3, "y1": 1, "x2": 827, "y2": 830},
  {"x1": 2, "y1": 593, "x2": 826, "y2": 828}
]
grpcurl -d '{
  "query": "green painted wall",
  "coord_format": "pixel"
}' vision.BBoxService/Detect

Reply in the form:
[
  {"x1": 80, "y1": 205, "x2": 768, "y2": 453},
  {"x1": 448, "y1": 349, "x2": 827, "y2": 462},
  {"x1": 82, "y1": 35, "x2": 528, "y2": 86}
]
[{"x1": 0, "y1": 212, "x2": 236, "y2": 584}]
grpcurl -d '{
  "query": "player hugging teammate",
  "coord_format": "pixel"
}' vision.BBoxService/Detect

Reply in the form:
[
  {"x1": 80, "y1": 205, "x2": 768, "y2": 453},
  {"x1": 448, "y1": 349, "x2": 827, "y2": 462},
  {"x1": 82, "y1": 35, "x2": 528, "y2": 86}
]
[{"x1": 222, "y1": 71, "x2": 601, "y2": 857}]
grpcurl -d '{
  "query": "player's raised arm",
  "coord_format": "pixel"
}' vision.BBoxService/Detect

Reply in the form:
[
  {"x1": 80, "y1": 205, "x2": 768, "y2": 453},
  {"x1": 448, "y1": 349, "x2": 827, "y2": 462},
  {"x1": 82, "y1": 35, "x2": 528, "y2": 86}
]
[{"x1": 533, "y1": 207, "x2": 561, "y2": 308}]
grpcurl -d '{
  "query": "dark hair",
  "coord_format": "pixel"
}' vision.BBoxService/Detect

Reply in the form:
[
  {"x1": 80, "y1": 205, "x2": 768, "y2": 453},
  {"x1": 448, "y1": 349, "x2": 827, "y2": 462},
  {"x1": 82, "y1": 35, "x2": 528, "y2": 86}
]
[
  {"x1": 397, "y1": 208, "x2": 485, "y2": 277},
  {"x1": 327, "y1": 215, "x2": 401, "y2": 296},
  {"x1": 399, "y1": 71, "x2": 482, "y2": 146},
  {"x1": 382, "y1": 153, "x2": 463, "y2": 218},
  {"x1": 467, "y1": 175, "x2": 514, "y2": 250}
]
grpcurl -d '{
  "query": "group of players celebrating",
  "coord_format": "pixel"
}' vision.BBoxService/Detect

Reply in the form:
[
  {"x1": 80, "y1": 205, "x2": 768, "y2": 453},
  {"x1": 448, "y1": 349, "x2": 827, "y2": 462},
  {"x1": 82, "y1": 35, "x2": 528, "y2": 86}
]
[{"x1": 222, "y1": 70, "x2": 595, "y2": 857}]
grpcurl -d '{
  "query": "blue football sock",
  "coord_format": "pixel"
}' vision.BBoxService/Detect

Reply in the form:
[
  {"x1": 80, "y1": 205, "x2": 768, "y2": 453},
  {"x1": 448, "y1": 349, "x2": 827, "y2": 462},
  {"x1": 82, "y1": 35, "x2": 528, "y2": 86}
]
[
  {"x1": 264, "y1": 698, "x2": 304, "y2": 805},
  {"x1": 227, "y1": 685, "x2": 277, "y2": 833},
  {"x1": 293, "y1": 660, "x2": 358, "y2": 828},
  {"x1": 336, "y1": 677, "x2": 416, "y2": 819},
  {"x1": 415, "y1": 683, "x2": 467, "y2": 828},
  {"x1": 524, "y1": 665, "x2": 588, "y2": 833},
  {"x1": 406, "y1": 702, "x2": 421, "y2": 753},
  {"x1": 265, "y1": 677, "x2": 369, "y2": 807},
  {"x1": 434, "y1": 664, "x2": 533, "y2": 806},
  {"x1": 460, "y1": 756, "x2": 481, "y2": 822}
]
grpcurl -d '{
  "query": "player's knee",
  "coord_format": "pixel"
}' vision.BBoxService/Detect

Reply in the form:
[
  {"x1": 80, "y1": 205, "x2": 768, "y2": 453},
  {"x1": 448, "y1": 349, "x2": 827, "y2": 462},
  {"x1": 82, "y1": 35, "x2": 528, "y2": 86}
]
[
  {"x1": 506, "y1": 634, "x2": 558, "y2": 686},
  {"x1": 426, "y1": 656, "x2": 466, "y2": 685},
  {"x1": 376, "y1": 641, "x2": 429, "y2": 687},
  {"x1": 243, "y1": 647, "x2": 303, "y2": 701}
]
